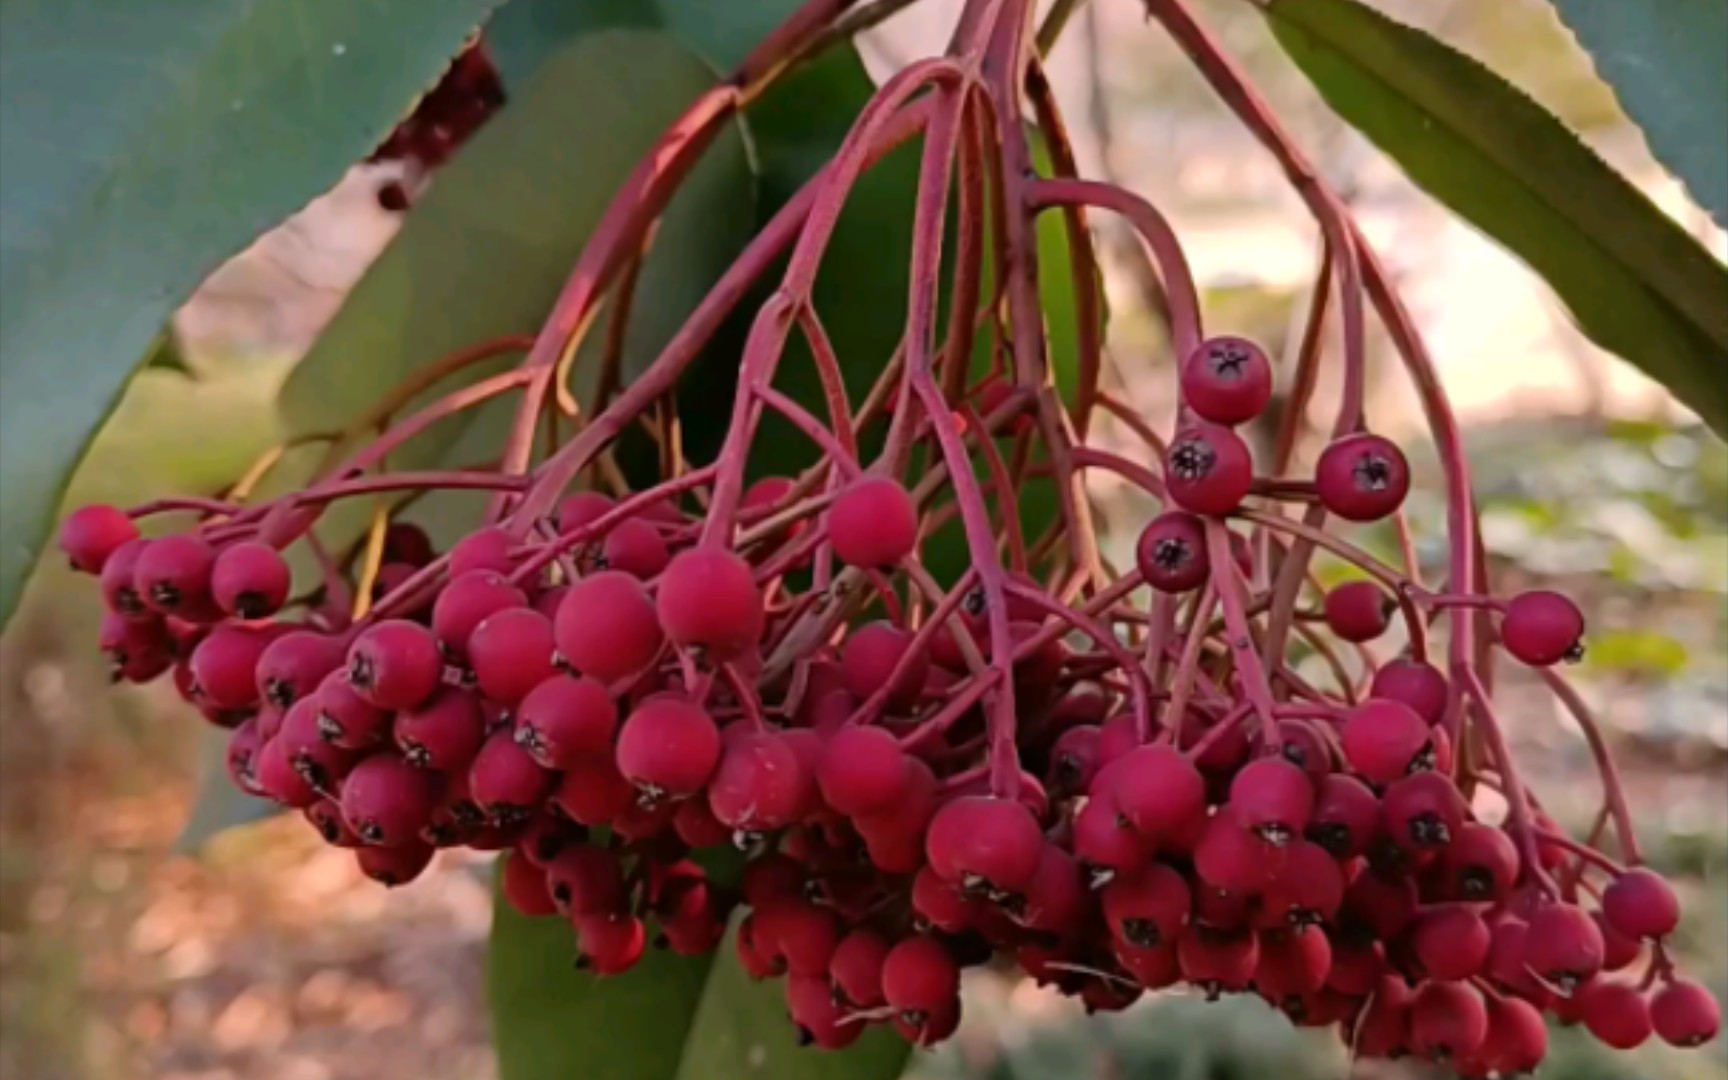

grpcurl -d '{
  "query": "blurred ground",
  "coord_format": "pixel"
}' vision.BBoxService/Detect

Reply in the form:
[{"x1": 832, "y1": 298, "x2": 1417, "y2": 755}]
[{"x1": 3, "y1": 2, "x2": 1726, "y2": 1079}]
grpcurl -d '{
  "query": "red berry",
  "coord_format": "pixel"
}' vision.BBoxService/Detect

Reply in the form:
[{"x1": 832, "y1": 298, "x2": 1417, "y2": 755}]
[
  {"x1": 574, "y1": 913, "x2": 646, "y2": 975},
  {"x1": 554, "y1": 571, "x2": 664, "y2": 681},
  {"x1": 1343, "y1": 869, "x2": 1418, "y2": 939},
  {"x1": 1177, "y1": 926, "x2": 1259, "y2": 996},
  {"x1": 544, "y1": 845, "x2": 624, "y2": 916},
  {"x1": 1105, "y1": 744, "x2": 1207, "y2": 842},
  {"x1": 839, "y1": 621, "x2": 929, "y2": 712},
  {"x1": 1260, "y1": 840, "x2": 1344, "y2": 926},
  {"x1": 1476, "y1": 993, "x2": 1547, "y2": 1075},
  {"x1": 656, "y1": 548, "x2": 764, "y2": 661},
  {"x1": 500, "y1": 852, "x2": 557, "y2": 917},
  {"x1": 60, "y1": 504, "x2": 139, "y2": 574},
  {"x1": 432, "y1": 570, "x2": 526, "y2": 659},
  {"x1": 829, "y1": 477, "x2": 918, "y2": 568},
  {"x1": 382, "y1": 522, "x2": 436, "y2": 568},
  {"x1": 513, "y1": 674, "x2": 616, "y2": 769},
  {"x1": 1409, "y1": 980, "x2": 1488, "y2": 1061},
  {"x1": 1522, "y1": 902, "x2": 1605, "y2": 993},
  {"x1": 754, "y1": 898, "x2": 840, "y2": 977},
  {"x1": 1413, "y1": 906, "x2": 1492, "y2": 981},
  {"x1": 347, "y1": 620, "x2": 442, "y2": 710},
  {"x1": 448, "y1": 527, "x2": 515, "y2": 577},
  {"x1": 1164, "y1": 423, "x2": 1253, "y2": 516},
  {"x1": 1651, "y1": 978, "x2": 1720, "y2": 1048},
  {"x1": 1254, "y1": 926, "x2": 1332, "y2": 1003},
  {"x1": 1045, "y1": 724, "x2": 1100, "y2": 798},
  {"x1": 1314, "y1": 433, "x2": 1409, "y2": 522},
  {"x1": 1323, "y1": 580, "x2": 1394, "y2": 643},
  {"x1": 829, "y1": 928, "x2": 889, "y2": 1008},
  {"x1": 189, "y1": 624, "x2": 275, "y2": 710},
  {"x1": 1194, "y1": 810, "x2": 1279, "y2": 894},
  {"x1": 556, "y1": 491, "x2": 615, "y2": 537},
  {"x1": 210, "y1": 541, "x2": 291, "y2": 618},
  {"x1": 596, "y1": 517, "x2": 668, "y2": 579},
  {"x1": 394, "y1": 687, "x2": 485, "y2": 771},
  {"x1": 1578, "y1": 979, "x2": 1653, "y2": 1049},
  {"x1": 925, "y1": 795, "x2": 1045, "y2": 897},
  {"x1": 99, "y1": 537, "x2": 151, "y2": 616},
  {"x1": 356, "y1": 840, "x2": 435, "y2": 887},
  {"x1": 312, "y1": 671, "x2": 390, "y2": 750},
  {"x1": 468, "y1": 607, "x2": 556, "y2": 706},
  {"x1": 134, "y1": 534, "x2": 216, "y2": 613},
  {"x1": 1342, "y1": 698, "x2": 1434, "y2": 784},
  {"x1": 1381, "y1": 771, "x2": 1466, "y2": 853},
  {"x1": 1305, "y1": 773, "x2": 1380, "y2": 857},
  {"x1": 1602, "y1": 868, "x2": 1680, "y2": 942},
  {"x1": 1135, "y1": 511, "x2": 1210, "y2": 593},
  {"x1": 1443, "y1": 823, "x2": 1519, "y2": 901},
  {"x1": 707, "y1": 731, "x2": 811, "y2": 834},
  {"x1": 1180, "y1": 336, "x2": 1273, "y2": 426},
  {"x1": 785, "y1": 974, "x2": 862, "y2": 1050},
  {"x1": 1101, "y1": 863, "x2": 1191, "y2": 948},
  {"x1": 277, "y1": 697, "x2": 358, "y2": 795},
  {"x1": 305, "y1": 798, "x2": 360, "y2": 848},
  {"x1": 469, "y1": 729, "x2": 555, "y2": 823},
  {"x1": 255, "y1": 630, "x2": 344, "y2": 708},
  {"x1": 548, "y1": 756, "x2": 633, "y2": 826},
  {"x1": 1228, "y1": 756, "x2": 1313, "y2": 846},
  {"x1": 615, "y1": 697, "x2": 720, "y2": 801},
  {"x1": 1370, "y1": 658, "x2": 1449, "y2": 726},
  {"x1": 1595, "y1": 909, "x2": 1642, "y2": 971},
  {"x1": 1501, "y1": 589, "x2": 1586, "y2": 666},
  {"x1": 99, "y1": 611, "x2": 172, "y2": 682},
  {"x1": 881, "y1": 935, "x2": 960, "y2": 1027},
  {"x1": 255, "y1": 735, "x2": 319, "y2": 808},
  {"x1": 341, "y1": 754, "x2": 442, "y2": 846},
  {"x1": 815, "y1": 725, "x2": 907, "y2": 816}
]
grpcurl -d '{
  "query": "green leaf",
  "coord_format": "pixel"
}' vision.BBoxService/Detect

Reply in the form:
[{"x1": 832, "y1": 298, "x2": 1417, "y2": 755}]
[
  {"x1": 672, "y1": 918, "x2": 912, "y2": 1080},
  {"x1": 176, "y1": 726, "x2": 278, "y2": 853},
  {"x1": 487, "y1": 876, "x2": 717, "y2": 1080},
  {"x1": 272, "y1": 30, "x2": 753, "y2": 556},
  {"x1": 1259, "y1": 0, "x2": 1728, "y2": 436},
  {"x1": 0, "y1": 0, "x2": 500, "y2": 631},
  {"x1": 1547, "y1": 0, "x2": 1728, "y2": 226}
]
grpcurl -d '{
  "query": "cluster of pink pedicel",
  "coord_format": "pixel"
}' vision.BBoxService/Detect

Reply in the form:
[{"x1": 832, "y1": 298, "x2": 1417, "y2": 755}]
[{"x1": 56, "y1": 0, "x2": 1721, "y2": 1072}]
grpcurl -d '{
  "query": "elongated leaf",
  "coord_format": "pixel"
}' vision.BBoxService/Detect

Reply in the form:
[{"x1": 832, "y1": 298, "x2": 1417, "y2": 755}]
[
  {"x1": 1258, "y1": 0, "x2": 1728, "y2": 435},
  {"x1": 672, "y1": 919, "x2": 912, "y2": 1080},
  {"x1": 270, "y1": 30, "x2": 753, "y2": 560},
  {"x1": 0, "y1": 0, "x2": 501, "y2": 630},
  {"x1": 1548, "y1": 0, "x2": 1728, "y2": 226}
]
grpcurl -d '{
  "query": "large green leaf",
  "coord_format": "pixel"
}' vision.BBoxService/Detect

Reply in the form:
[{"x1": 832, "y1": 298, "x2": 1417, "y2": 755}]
[
  {"x1": 270, "y1": 29, "x2": 753, "y2": 556},
  {"x1": 1547, "y1": 0, "x2": 1728, "y2": 226},
  {"x1": 0, "y1": 0, "x2": 501, "y2": 631},
  {"x1": 1258, "y1": 0, "x2": 1728, "y2": 436}
]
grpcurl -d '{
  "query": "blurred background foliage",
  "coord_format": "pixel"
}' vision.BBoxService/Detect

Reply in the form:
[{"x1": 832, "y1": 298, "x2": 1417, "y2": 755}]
[{"x1": 2, "y1": 0, "x2": 1725, "y2": 1078}]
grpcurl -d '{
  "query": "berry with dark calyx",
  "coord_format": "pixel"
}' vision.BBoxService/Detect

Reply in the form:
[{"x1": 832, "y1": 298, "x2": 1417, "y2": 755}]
[
  {"x1": 1650, "y1": 979, "x2": 1719, "y2": 1048},
  {"x1": 380, "y1": 522, "x2": 435, "y2": 568},
  {"x1": 347, "y1": 620, "x2": 443, "y2": 710},
  {"x1": 100, "y1": 538, "x2": 151, "y2": 616},
  {"x1": 1273, "y1": 720, "x2": 1332, "y2": 784},
  {"x1": 1181, "y1": 335, "x2": 1273, "y2": 426},
  {"x1": 615, "y1": 697, "x2": 721, "y2": 803},
  {"x1": 829, "y1": 476, "x2": 919, "y2": 569},
  {"x1": 1409, "y1": 980, "x2": 1488, "y2": 1061},
  {"x1": 1594, "y1": 910, "x2": 1642, "y2": 971},
  {"x1": 100, "y1": 612, "x2": 172, "y2": 682},
  {"x1": 554, "y1": 571, "x2": 664, "y2": 682},
  {"x1": 708, "y1": 731, "x2": 810, "y2": 834},
  {"x1": 1343, "y1": 869, "x2": 1418, "y2": 939},
  {"x1": 815, "y1": 725, "x2": 907, "y2": 816},
  {"x1": 468, "y1": 607, "x2": 557, "y2": 706},
  {"x1": 1355, "y1": 976, "x2": 1413, "y2": 1058},
  {"x1": 500, "y1": 852, "x2": 558, "y2": 917},
  {"x1": 449, "y1": 527, "x2": 516, "y2": 577},
  {"x1": 1194, "y1": 809, "x2": 1279, "y2": 894},
  {"x1": 881, "y1": 935, "x2": 960, "y2": 1041},
  {"x1": 60, "y1": 504, "x2": 140, "y2": 574},
  {"x1": 1443, "y1": 823, "x2": 1519, "y2": 901},
  {"x1": 839, "y1": 621, "x2": 928, "y2": 712},
  {"x1": 1412, "y1": 906, "x2": 1491, "y2": 981},
  {"x1": 1381, "y1": 771, "x2": 1466, "y2": 853},
  {"x1": 225, "y1": 719, "x2": 266, "y2": 795},
  {"x1": 1370, "y1": 658, "x2": 1449, "y2": 726},
  {"x1": 189, "y1": 624, "x2": 277, "y2": 710},
  {"x1": 1501, "y1": 590, "x2": 1586, "y2": 666},
  {"x1": 1602, "y1": 868, "x2": 1680, "y2": 942},
  {"x1": 432, "y1": 571, "x2": 526, "y2": 659},
  {"x1": 656, "y1": 548, "x2": 764, "y2": 661},
  {"x1": 1101, "y1": 863, "x2": 1191, "y2": 948},
  {"x1": 785, "y1": 974, "x2": 863, "y2": 1050},
  {"x1": 1045, "y1": 724, "x2": 1100, "y2": 797},
  {"x1": 1476, "y1": 993, "x2": 1547, "y2": 1076},
  {"x1": 277, "y1": 697, "x2": 358, "y2": 795},
  {"x1": 556, "y1": 491, "x2": 615, "y2": 537},
  {"x1": 255, "y1": 630, "x2": 344, "y2": 708},
  {"x1": 830, "y1": 928, "x2": 889, "y2": 1008},
  {"x1": 1522, "y1": 902, "x2": 1605, "y2": 993},
  {"x1": 514, "y1": 674, "x2": 616, "y2": 770},
  {"x1": 1228, "y1": 756, "x2": 1314, "y2": 847},
  {"x1": 395, "y1": 687, "x2": 485, "y2": 771},
  {"x1": 1135, "y1": 511, "x2": 1210, "y2": 593},
  {"x1": 1578, "y1": 979, "x2": 1653, "y2": 1049},
  {"x1": 313, "y1": 671, "x2": 390, "y2": 750},
  {"x1": 925, "y1": 795, "x2": 1045, "y2": 899},
  {"x1": 256, "y1": 735, "x2": 320, "y2": 808},
  {"x1": 1108, "y1": 744, "x2": 1207, "y2": 842},
  {"x1": 597, "y1": 517, "x2": 669, "y2": 579},
  {"x1": 356, "y1": 840, "x2": 435, "y2": 887},
  {"x1": 549, "y1": 755, "x2": 634, "y2": 826},
  {"x1": 1305, "y1": 773, "x2": 1380, "y2": 858},
  {"x1": 1255, "y1": 926, "x2": 1333, "y2": 1003},
  {"x1": 1164, "y1": 423, "x2": 1254, "y2": 516},
  {"x1": 341, "y1": 753, "x2": 442, "y2": 846},
  {"x1": 134, "y1": 534, "x2": 216, "y2": 613},
  {"x1": 544, "y1": 845, "x2": 624, "y2": 916},
  {"x1": 1314, "y1": 433, "x2": 1410, "y2": 523},
  {"x1": 574, "y1": 913, "x2": 646, "y2": 976},
  {"x1": 210, "y1": 541, "x2": 291, "y2": 618},
  {"x1": 1177, "y1": 925, "x2": 1259, "y2": 997},
  {"x1": 305, "y1": 798, "x2": 360, "y2": 848},
  {"x1": 1260, "y1": 840, "x2": 1344, "y2": 927},
  {"x1": 470, "y1": 729, "x2": 556, "y2": 824},
  {"x1": 1323, "y1": 580, "x2": 1394, "y2": 643},
  {"x1": 1342, "y1": 698, "x2": 1434, "y2": 784},
  {"x1": 754, "y1": 898, "x2": 840, "y2": 978}
]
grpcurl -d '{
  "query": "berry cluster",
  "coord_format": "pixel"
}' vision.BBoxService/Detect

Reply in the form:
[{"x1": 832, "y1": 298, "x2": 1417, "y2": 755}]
[
  {"x1": 366, "y1": 39, "x2": 505, "y2": 211},
  {"x1": 60, "y1": 0, "x2": 1719, "y2": 1072}
]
